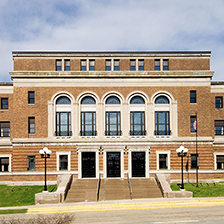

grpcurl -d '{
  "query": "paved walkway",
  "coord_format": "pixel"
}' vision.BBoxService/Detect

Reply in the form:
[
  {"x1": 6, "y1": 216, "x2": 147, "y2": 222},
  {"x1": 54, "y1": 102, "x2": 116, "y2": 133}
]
[{"x1": 1, "y1": 197, "x2": 224, "y2": 215}]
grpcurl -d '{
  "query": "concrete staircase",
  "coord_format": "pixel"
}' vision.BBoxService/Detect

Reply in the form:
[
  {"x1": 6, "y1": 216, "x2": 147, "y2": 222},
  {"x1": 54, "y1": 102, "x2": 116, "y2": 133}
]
[
  {"x1": 65, "y1": 179, "x2": 98, "y2": 203},
  {"x1": 130, "y1": 178, "x2": 162, "y2": 199},
  {"x1": 99, "y1": 179, "x2": 131, "y2": 201}
]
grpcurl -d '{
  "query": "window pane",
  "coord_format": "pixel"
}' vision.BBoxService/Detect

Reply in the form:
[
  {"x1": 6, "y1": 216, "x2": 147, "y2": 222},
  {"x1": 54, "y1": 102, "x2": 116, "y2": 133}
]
[
  {"x1": 191, "y1": 116, "x2": 197, "y2": 133},
  {"x1": 27, "y1": 156, "x2": 35, "y2": 171},
  {"x1": 81, "y1": 96, "x2": 96, "y2": 104},
  {"x1": 0, "y1": 157, "x2": 9, "y2": 172},
  {"x1": 56, "y1": 96, "x2": 71, "y2": 104},
  {"x1": 190, "y1": 91, "x2": 196, "y2": 103},
  {"x1": 155, "y1": 112, "x2": 169, "y2": 135},
  {"x1": 155, "y1": 96, "x2": 169, "y2": 104},
  {"x1": 64, "y1": 60, "x2": 70, "y2": 71},
  {"x1": 106, "y1": 112, "x2": 120, "y2": 136},
  {"x1": 1, "y1": 98, "x2": 8, "y2": 109},
  {"x1": 216, "y1": 97, "x2": 223, "y2": 108},
  {"x1": 60, "y1": 155, "x2": 68, "y2": 170},
  {"x1": 28, "y1": 91, "x2": 35, "y2": 104},
  {"x1": 159, "y1": 154, "x2": 167, "y2": 169},
  {"x1": 106, "y1": 96, "x2": 120, "y2": 104}
]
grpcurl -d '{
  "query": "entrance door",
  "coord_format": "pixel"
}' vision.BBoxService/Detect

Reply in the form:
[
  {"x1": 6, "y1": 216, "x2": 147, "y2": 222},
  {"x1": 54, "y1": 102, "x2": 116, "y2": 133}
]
[
  {"x1": 107, "y1": 152, "x2": 120, "y2": 177},
  {"x1": 132, "y1": 152, "x2": 145, "y2": 177},
  {"x1": 82, "y1": 152, "x2": 96, "y2": 178}
]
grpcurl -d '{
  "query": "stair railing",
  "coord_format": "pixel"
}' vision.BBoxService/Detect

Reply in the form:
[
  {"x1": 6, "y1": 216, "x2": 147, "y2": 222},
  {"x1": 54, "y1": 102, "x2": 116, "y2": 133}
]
[
  {"x1": 127, "y1": 173, "x2": 132, "y2": 200},
  {"x1": 97, "y1": 173, "x2": 101, "y2": 201}
]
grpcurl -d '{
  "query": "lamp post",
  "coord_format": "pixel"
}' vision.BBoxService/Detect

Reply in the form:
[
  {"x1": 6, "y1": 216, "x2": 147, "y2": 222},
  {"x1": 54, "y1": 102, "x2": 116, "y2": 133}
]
[
  {"x1": 176, "y1": 146, "x2": 188, "y2": 189},
  {"x1": 39, "y1": 147, "x2": 52, "y2": 192}
]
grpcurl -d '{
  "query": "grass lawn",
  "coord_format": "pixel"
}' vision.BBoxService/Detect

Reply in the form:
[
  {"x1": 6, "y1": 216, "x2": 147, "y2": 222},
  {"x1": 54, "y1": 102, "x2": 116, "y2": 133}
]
[
  {"x1": 0, "y1": 209, "x2": 27, "y2": 215},
  {"x1": 0, "y1": 185, "x2": 57, "y2": 207},
  {"x1": 170, "y1": 182, "x2": 224, "y2": 197}
]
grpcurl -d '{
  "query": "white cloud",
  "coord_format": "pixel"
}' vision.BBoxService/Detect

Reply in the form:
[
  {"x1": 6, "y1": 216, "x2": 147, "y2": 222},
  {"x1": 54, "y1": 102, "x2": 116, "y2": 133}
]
[{"x1": 0, "y1": 0, "x2": 224, "y2": 81}]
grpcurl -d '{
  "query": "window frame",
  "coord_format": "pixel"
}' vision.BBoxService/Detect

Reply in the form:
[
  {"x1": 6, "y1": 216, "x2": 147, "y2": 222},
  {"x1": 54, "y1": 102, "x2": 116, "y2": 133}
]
[
  {"x1": 81, "y1": 60, "x2": 87, "y2": 71},
  {"x1": 156, "y1": 151, "x2": 170, "y2": 170},
  {"x1": 138, "y1": 59, "x2": 144, "y2": 71},
  {"x1": 114, "y1": 60, "x2": 119, "y2": 71},
  {"x1": 64, "y1": 59, "x2": 70, "y2": 71},
  {"x1": 81, "y1": 112, "x2": 96, "y2": 136},
  {"x1": 105, "y1": 111, "x2": 121, "y2": 136},
  {"x1": 215, "y1": 96, "x2": 223, "y2": 109},
  {"x1": 130, "y1": 111, "x2": 145, "y2": 136},
  {"x1": 190, "y1": 90, "x2": 196, "y2": 103},
  {"x1": 27, "y1": 155, "x2": 36, "y2": 171},
  {"x1": 163, "y1": 59, "x2": 169, "y2": 70},
  {"x1": 56, "y1": 151, "x2": 71, "y2": 171},
  {"x1": 191, "y1": 153, "x2": 198, "y2": 169},
  {"x1": 28, "y1": 117, "x2": 35, "y2": 134},
  {"x1": 215, "y1": 120, "x2": 224, "y2": 136},
  {"x1": 106, "y1": 59, "x2": 111, "y2": 71},
  {"x1": 56, "y1": 112, "x2": 71, "y2": 136},
  {"x1": 0, "y1": 155, "x2": 11, "y2": 172},
  {"x1": 130, "y1": 59, "x2": 136, "y2": 71},
  {"x1": 190, "y1": 116, "x2": 197, "y2": 133},
  {"x1": 0, "y1": 122, "x2": 10, "y2": 137},
  {"x1": 1, "y1": 98, "x2": 8, "y2": 110},
  {"x1": 28, "y1": 91, "x2": 35, "y2": 104},
  {"x1": 155, "y1": 59, "x2": 160, "y2": 71},
  {"x1": 155, "y1": 111, "x2": 170, "y2": 136},
  {"x1": 89, "y1": 60, "x2": 95, "y2": 71},
  {"x1": 56, "y1": 59, "x2": 62, "y2": 71}
]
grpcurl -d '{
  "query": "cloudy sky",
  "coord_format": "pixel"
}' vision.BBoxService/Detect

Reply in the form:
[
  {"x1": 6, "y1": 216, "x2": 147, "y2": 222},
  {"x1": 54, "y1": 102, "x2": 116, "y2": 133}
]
[{"x1": 0, "y1": 0, "x2": 224, "y2": 81}]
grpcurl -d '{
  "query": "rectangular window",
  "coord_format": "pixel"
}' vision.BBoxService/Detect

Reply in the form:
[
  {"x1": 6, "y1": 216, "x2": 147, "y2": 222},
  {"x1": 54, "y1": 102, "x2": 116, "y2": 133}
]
[
  {"x1": 28, "y1": 117, "x2": 35, "y2": 134},
  {"x1": 89, "y1": 60, "x2": 95, "y2": 71},
  {"x1": 81, "y1": 112, "x2": 96, "y2": 136},
  {"x1": 217, "y1": 155, "x2": 224, "y2": 169},
  {"x1": 27, "y1": 155, "x2": 35, "y2": 171},
  {"x1": 138, "y1": 59, "x2": 144, "y2": 71},
  {"x1": 0, "y1": 122, "x2": 10, "y2": 137},
  {"x1": 159, "y1": 154, "x2": 167, "y2": 169},
  {"x1": 155, "y1": 111, "x2": 170, "y2": 135},
  {"x1": 163, "y1": 59, "x2": 169, "y2": 70},
  {"x1": 155, "y1": 59, "x2": 160, "y2": 70},
  {"x1": 215, "y1": 120, "x2": 224, "y2": 135},
  {"x1": 190, "y1": 116, "x2": 197, "y2": 133},
  {"x1": 130, "y1": 60, "x2": 136, "y2": 71},
  {"x1": 106, "y1": 112, "x2": 121, "y2": 136},
  {"x1": 106, "y1": 60, "x2": 111, "y2": 71},
  {"x1": 215, "y1": 96, "x2": 223, "y2": 108},
  {"x1": 1, "y1": 98, "x2": 8, "y2": 110},
  {"x1": 0, "y1": 157, "x2": 9, "y2": 172},
  {"x1": 56, "y1": 59, "x2": 62, "y2": 71},
  {"x1": 59, "y1": 155, "x2": 68, "y2": 170},
  {"x1": 190, "y1": 90, "x2": 196, "y2": 103},
  {"x1": 114, "y1": 60, "x2": 119, "y2": 71},
  {"x1": 81, "y1": 60, "x2": 87, "y2": 71},
  {"x1": 191, "y1": 154, "x2": 198, "y2": 169},
  {"x1": 28, "y1": 91, "x2": 35, "y2": 104},
  {"x1": 64, "y1": 59, "x2": 70, "y2": 71},
  {"x1": 130, "y1": 112, "x2": 145, "y2": 136},
  {"x1": 56, "y1": 112, "x2": 71, "y2": 136}
]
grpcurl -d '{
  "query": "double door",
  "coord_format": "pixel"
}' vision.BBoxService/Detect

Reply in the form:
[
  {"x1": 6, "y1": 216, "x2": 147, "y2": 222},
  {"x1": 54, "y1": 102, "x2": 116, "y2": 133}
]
[
  {"x1": 132, "y1": 152, "x2": 145, "y2": 177},
  {"x1": 82, "y1": 152, "x2": 96, "y2": 178},
  {"x1": 107, "y1": 152, "x2": 120, "y2": 177}
]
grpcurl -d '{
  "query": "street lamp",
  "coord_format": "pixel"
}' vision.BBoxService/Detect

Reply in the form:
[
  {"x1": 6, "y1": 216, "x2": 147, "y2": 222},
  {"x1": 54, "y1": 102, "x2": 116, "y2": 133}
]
[
  {"x1": 39, "y1": 147, "x2": 52, "y2": 192},
  {"x1": 176, "y1": 146, "x2": 188, "y2": 189}
]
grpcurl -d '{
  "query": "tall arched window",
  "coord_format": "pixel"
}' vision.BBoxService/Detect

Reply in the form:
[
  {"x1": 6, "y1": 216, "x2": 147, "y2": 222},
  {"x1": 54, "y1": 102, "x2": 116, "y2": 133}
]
[
  {"x1": 130, "y1": 96, "x2": 146, "y2": 136},
  {"x1": 80, "y1": 96, "x2": 96, "y2": 136},
  {"x1": 56, "y1": 96, "x2": 71, "y2": 136},
  {"x1": 154, "y1": 96, "x2": 170, "y2": 136},
  {"x1": 105, "y1": 96, "x2": 121, "y2": 136}
]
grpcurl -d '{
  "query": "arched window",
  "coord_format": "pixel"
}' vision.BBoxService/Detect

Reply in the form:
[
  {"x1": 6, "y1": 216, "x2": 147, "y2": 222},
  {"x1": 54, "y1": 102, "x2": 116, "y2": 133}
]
[
  {"x1": 130, "y1": 96, "x2": 145, "y2": 136},
  {"x1": 56, "y1": 96, "x2": 71, "y2": 137},
  {"x1": 106, "y1": 96, "x2": 120, "y2": 104},
  {"x1": 105, "y1": 96, "x2": 121, "y2": 136},
  {"x1": 154, "y1": 95, "x2": 170, "y2": 136},
  {"x1": 155, "y1": 96, "x2": 169, "y2": 104},
  {"x1": 80, "y1": 96, "x2": 96, "y2": 136}
]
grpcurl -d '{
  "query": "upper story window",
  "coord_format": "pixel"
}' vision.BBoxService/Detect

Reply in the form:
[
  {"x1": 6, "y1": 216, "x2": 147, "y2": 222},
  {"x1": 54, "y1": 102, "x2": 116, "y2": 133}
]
[
  {"x1": 154, "y1": 96, "x2": 170, "y2": 136},
  {"x1": 130, "y1": 60, "x2": 136, "y2": 71},
  {"x1": 89, "y1": 60, "x2": 95, "y2": 71},
  {"x1": 155, "y1": 59, "x2": 160, "y2": 70},
  {"x1": 215, "y1": 120, "x2": 224, "y2": 136},
  {"x1": 190, "y1": 90, "x2": 196, "y2": 103},
  {"x1": 81, "y1": 96, "x2": 96, "y2": 136},
  {"x1": 56, "y1": 96, "x2": 71, "y2": 137},
  {"x1": 28, "y1": 91, "x2": 35, "y2": 104},
  {"x1": 105, "y1": 96, "x2": 121, "y2": 136},
  {"x1": 138, "y1": 60, "x2": 144, "y2": 71},
  {"x1": 163, "y1": 59, "x2": 169, "y2": 70},
  {"x1": 216, "y1": 96, "x2": 223, "y2": 108},
  {"x1": 28, "y1": 117, "x2": 35, "y2": 134},
  {"x1": 1, "y1": 98, "x2": 8, "y2": 110},
  {"x1": 0, "y1": 122, "x2": 10, "y2": 137},
  {"x1": 64, "y1": 60, "x2": 70, "y2": 71},
  {"x1": 190, "y1": 116, "x2": 197, "y2": 133},
  {"x1": 130, "y1": 96, "x2": 145, "y2": 136},
  {"x1": 81, "y1": 60, "x2": 87, "y2": 71},
  {"x1": 106, "y1": 60, "x2": 111, "y2": 71},
  {"x1": 56, "y1": 59, "x2": 62, "y2": 71},
  {"x1": 114, "y1": 60, "x2": 119, "y2": 71}
]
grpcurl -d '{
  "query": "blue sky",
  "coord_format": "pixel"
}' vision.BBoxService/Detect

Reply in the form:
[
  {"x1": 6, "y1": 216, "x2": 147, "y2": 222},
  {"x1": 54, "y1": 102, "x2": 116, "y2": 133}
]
[{"x1": 0, "y1": 0, "x2": 224, "y2": 81}]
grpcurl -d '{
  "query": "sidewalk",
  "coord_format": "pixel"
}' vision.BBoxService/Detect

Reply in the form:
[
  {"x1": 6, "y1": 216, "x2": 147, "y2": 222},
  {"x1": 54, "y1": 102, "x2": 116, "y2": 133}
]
[{"x1": 1, "y1": 197, "x2": 224, "y2": 215}]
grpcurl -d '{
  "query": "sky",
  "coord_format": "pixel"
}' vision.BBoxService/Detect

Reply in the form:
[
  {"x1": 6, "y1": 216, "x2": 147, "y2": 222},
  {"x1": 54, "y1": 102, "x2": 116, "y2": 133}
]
[{"x1": 0, "y1": 0, "x2": 224, "y2": 82}]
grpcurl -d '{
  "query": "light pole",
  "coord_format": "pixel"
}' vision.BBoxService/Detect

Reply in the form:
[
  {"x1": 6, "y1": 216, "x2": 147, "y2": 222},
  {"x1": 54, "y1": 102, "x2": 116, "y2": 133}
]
[
  {"x1": 176, "y1": 146, "x2": 188, "y2": 189},
  {"x1": 39, "y1": 147, "x2": 52, "y2": 192}
]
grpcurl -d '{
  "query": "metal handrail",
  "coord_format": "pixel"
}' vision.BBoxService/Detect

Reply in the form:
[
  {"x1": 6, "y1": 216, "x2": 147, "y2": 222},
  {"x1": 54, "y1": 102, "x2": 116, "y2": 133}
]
[
  {"x1": 97, "y1": 173, "x2": 101, "y2": 201},
  {"x1": 127, "y1": 173, "x2": 132, "y2": 200}
]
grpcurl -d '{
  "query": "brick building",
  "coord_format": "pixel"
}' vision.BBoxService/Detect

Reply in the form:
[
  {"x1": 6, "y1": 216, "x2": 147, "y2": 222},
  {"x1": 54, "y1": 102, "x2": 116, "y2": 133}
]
[{"x1": 0, "y1": 51, "x2": 224, "y2": 183}]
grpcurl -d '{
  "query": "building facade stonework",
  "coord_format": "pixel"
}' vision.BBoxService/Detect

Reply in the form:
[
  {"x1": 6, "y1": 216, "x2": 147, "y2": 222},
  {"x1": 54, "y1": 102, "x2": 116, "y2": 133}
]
[{"x1": 0, "y1": 51, "x2": 224, "y2": 183}]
